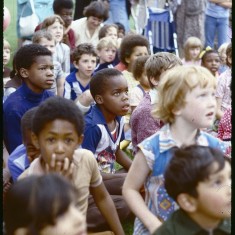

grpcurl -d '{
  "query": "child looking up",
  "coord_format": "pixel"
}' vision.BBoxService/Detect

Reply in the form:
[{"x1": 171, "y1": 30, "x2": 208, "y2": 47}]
[
  {"x1": 123, "y1": 65, "x2": 227, "y2": 235},
  {"x1": 201, "y1": 49, "x2": 220, "y2": 78},
  {"x1": 32, "y1": 30, "x2": 65, "y2": 96},
  {"x1": 130, "y1": 52, "x2": 182, "y2": 154},
  {"x1": 63, "y1": 43, "x2": 97, "y2": 101},
  {"x1": 18, "y1": 96, "x2": 125, "y2": 235},
  {"x1": 4, "y1": 173, "x2": 87, "y2": 235},
  {"x1": 129, "y1": 55, "x2": 150, "y2": 113},
  {"x1": 182, "y1": 36, "x2": 203, "y2": 65},
  {"x1": 53, "y1": 0, "x2": 76, "y2": 50},
  {"x1": 94, "y1": 37, "x2": 118, "y2": 74},
  {"x1": 3, "y1": 44, "x2": 54, "y2": 155},
  {"x1": 41, "y1": 15, "x2": 71, "y2": 75},
  {"x1": 155, "y1": 145, "x2": 231, "y2": 235}
]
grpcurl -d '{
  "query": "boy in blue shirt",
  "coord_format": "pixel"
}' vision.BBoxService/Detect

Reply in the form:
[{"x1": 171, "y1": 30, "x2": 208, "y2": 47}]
[
  {"x1": 3, "y1": 44, "x2": 54, "y2": 154},
  {"x1": 155, "y1": 145, "x2": 231, "y2": 235}
]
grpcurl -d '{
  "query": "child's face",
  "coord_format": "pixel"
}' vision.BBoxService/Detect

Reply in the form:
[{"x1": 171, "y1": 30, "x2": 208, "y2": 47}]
[
  {"x1": 74, "y1": 54, "x2": 97, "y2": 78},
  {"x1": 98, "y1": 47, "x2": 117, "y2": 64},
  {"x1": 40, "y1": 203, "x2": 87, "y2": 235},
  {"x1": 105, "y1": 27, "x2": 118, "y2": 40},
  {"x1": 3, "y1": 47, "x2": 10, "y2": 66},
  {"x1": 117, "y1": 29, "x2": 125, "y2": 38},
  {"x1": 126, "y1": 46, "x2": 149, "y2": 69},
  {"x1": 87, "y1": 16, "x2": 103, "y2": 31},
  {"x1": 47, "y1": 19, "x2": 64, "y2": 43},
  {"x1": 98, "y1": 75, "x2": 129, "y2": 116},
  {"x1": 219, "y1": 51, "x2": 227, "y2": 65},
  {"x1": 59, "y1": 8, "x2": 73, "y2": 28},
  {"x1": 195, "y1": 161, "x2": 231, "y2": 221},
  {"x1": 189, "y1": 47, "x2": 200, "y2": 60},
  {"x1": 34, "y1": 119, "x2": 82, "y2": 168},
  {"x1": 202, "y1": 53, "x2": 220, "y2": 76},
  {"x1": 23, "y1": 55, "x2": 54, "y2": 93},
  {"x1": 38, "y1": 38, "x2": 56, "y2": 54},
  {"x1": 177, "y1": 83, "x2": 216, "y2": 129}
]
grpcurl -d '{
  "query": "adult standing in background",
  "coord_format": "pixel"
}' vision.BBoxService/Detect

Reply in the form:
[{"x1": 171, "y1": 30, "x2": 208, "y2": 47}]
[
  {"x1": 204, "y1": 0, "x2": 232, "y2": 49},
  {"x1": 71, "y1": 1, "x2": 109, "y2": 47},
  {"x1": 174, "y1": 0, "x2": 206, "y2": 58},
  {"x1": 17, "y1": 0, "x2": 54, "y2": 47}
]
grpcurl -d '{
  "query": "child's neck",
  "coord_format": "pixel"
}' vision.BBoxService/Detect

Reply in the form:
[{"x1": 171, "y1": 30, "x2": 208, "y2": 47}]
[
  {"x1": 170, "y1": 122, "x2": 198, "y2": 147},
  {"x1": 76, "y1": 71, "x2": 91, "y2": 86}
]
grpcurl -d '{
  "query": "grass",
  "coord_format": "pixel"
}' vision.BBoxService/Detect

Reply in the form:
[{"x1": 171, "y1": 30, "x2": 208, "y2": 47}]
[{"x1": 4, "y1": 0, "x2": 18, "y2": 69}]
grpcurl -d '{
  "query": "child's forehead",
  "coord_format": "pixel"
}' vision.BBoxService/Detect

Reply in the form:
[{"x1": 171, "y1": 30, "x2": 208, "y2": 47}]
[
  {"x1": 107, "y1": 26, "x2": 117, "y2": 32},
  {"x1": 80, "y1": 53, "x2": 97, "y2": 59}
]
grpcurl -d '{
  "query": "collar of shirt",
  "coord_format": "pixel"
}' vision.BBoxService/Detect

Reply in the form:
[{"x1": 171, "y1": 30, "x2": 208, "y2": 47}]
[{"x1": 159, "y1": 124, "x2": 210, "y2": 153}]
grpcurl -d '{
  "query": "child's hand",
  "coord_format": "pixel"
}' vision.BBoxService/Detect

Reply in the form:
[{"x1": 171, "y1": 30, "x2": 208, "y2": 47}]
[{"x1": 45, "y1": 154, "x2": 74, "y2": 179}]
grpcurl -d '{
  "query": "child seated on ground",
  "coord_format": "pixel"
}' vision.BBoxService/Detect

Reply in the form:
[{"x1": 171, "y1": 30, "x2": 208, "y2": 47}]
[
  {"x1": 94, "y1": 37, "x2": 118, "y2": 74},
  {"x1": 200, "y1": 48, "x2": 220, "y2": 78},
  {"x1": 18, "y1": 96, "x2": 126, "y2": 234},
  {"x1": 181, "y1": 36, "x2": 203, "y2": 65},
  {"x1": 123, "y1": 65, "x2": 228, "y2": 235},
  {"x1": 129, "y1": 55, "x2": 150, "y2": 113},
  {"x1": 8, "y1": 107, "x2": 39, "y2": 182},
  {"x1": 130, "y1": 52, "x2": 182, "y2": 154},
  {"x1": 4, "y1": 173, "x2": 87, "y2": 235},
  {"x1": 32, "y1": 30, "x2": 65, "y2": 96},
  {"x1": 155, "y1": 145, "x2": 231, "y2": 235},
  {"x1": 82, "y1": 68, "x2": 132, "y2": 192},
  {"x1": 3, "y1": 44, "x2": 54, "y2": 155}
]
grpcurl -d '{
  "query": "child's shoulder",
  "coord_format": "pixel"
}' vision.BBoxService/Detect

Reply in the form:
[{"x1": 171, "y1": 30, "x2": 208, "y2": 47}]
[{"x1": 73, "y1": 148, "x2": 97, "y2": 165}]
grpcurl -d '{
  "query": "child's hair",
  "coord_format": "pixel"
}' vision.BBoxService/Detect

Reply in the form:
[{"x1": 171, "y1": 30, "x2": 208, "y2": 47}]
[
  {"x1": 132, "y1": 55, "x2": 150, "y2": 80},
  {"x1": 200, "y1": 49, "x2": 219, "y2": 64},
  {"x1": 98, "y1": 24, "x2": 118, "y2": 40},
  {"x1": 32, "y1": 96, "x2": 84, "y2": 136},
  {"x1": 226, "y1": 43, "x2": 232, "y2": 67},
  {"x1": 164, "y1": 145, "x2": 227, "y2": 201},
  {"x1": 21, "y1": 107, "x2": 38, "y2": 143},
  {"x1": 4, "y1": 173, "x2": 78, "y2": 235},
  {"x1": 119, "y1": 34, "x2": 150, "y2": 66},
  {"x1": 72, "y1": 43, "x2": 97, "y2": 62},
  {"x1": 114, "y1": 22, "x2": 125, "y2": 35},
  {"x1": 145, "y1": 52, "x2": 183, "y2": 89},
  {"x1": 32, "y1": 30, "x2": 55, "y2": 44},
  {"x1": 53, "y1": 0, "x2": 74, "y2": 14},
  {"x1": 83, "y1": 1, "x2": 109, "y2": 21},
  {"x1": 11, "y1": 44, "x2": 52, "y2": 79},
  {"x1": 183, "y1": 36, "x2": 203, "y2": 61},
  {"x1": 90, "y1": 68, "x2": 123, "y2": 99},
  {"x1": 4, "y1": 39, "x2": 11, "y2": 50},
  {"x1": 41, "y1": 14, "x2": 65, "y2": 29},
  {"x1": 218, "y1": 43, "x2": 229, "y2": 60},
  {"x1": 152, "y1": 65, "x2": 216, "y2": 124},
  {"x1": 96, "y1": 37, "x2": 118, "y2": 51}
]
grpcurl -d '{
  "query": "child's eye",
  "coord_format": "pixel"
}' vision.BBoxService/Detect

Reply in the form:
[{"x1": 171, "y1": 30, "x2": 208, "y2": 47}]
[
  {"x1": 47, "y1": 137, "x2": 55, "y2": 143},
  {"x1": 65, "y1": 138, "x2": 74, "y2": 144},
  {"x1": 114, "y1": 92, "x2": 120, "y2": 96}
]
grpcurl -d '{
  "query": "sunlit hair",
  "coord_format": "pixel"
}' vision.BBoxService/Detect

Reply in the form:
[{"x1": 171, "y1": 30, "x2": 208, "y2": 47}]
[
  {"x1": 145, "y1": 52, "x2": 182, "y2": 89},
  {"x1": 226, "y1": 43, "x2": 232, "y2": 67},
  {"x1": 96, "y1": 37, "x2": 118, "y2": 51},
  {"x1": 41, "y1": 15, "x2": 65, "y2": 30},
  {"x1": 32, "y1": 30, "x2": 55, "y2": 44},
  {"x1": 184, "y1": 37, "x2": 203, "y2": 61},
  {"x1": 152, "y1": 65, "x2": 217, "y2": 124},
  {"x1": 4, "y1": 39, "x2": 11, "y2": 50}
]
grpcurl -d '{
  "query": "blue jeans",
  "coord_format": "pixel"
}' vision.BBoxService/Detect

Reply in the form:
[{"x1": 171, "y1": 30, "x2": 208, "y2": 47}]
[
  {"x1": 105, "y1": 0, "x2": 130, "y2": 32},
  {"x1": 205, "y1": 15, "x2": 229, "y2": 49}
]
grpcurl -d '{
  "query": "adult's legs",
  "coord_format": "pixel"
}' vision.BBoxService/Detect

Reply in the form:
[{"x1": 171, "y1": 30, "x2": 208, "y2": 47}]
[
  {"x1": 205, "y1": 15, "x2": 217, "y2": 48},
  {"x1": 217, "y1": 17, "x2": 229, "y2": 48}
]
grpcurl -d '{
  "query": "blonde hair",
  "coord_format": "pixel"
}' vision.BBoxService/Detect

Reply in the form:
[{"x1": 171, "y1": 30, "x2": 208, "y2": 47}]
[
  {"x1": 145, "y1": 52, "x2": 182, "y2": 88},
  {"x1": 218, "y1": 43, "x2": 229, "y2": 56},
  {"x1": 96, "y1": 37, "x2": 118, "y2": 51},
  {"x1": 184, "y1": 37, "x2": 203, "y2": 61},
  {"x1": 41, "y1": 15, "x2": 65, "y2": 29},
  {"x1": 4, "y1": 39, "x2": 11, "y2": 50},
  {"x1": 152, "y1": 65, "x2": 217, "y2": 124}
]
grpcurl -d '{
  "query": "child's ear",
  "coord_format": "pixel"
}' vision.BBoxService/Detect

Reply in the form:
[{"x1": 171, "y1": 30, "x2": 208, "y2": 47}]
[
  {"x1": 73, "y1": 60, "x2": 79, "y2": 69},
  {"x1": 77, "y1": 134, "x2": 84, "y2": 145},
  {"x1": 14, "y1": 227, "x2": 29, "y2": 235},
  {"x1": 177, "y1": 193, "x2": 197, "y2": 212},
  {"x1": 19, "y1": 68, "x2": 29, "y2": 78},
  {"x1": 31, "y1": 132, "x2": 40, "y2": 150},
  {"x1": 125, "y1": 56, "x2": 130, "y2": 64},
  {"x1": 94, "y1": 95, "x2": 103, "y2": 104}
]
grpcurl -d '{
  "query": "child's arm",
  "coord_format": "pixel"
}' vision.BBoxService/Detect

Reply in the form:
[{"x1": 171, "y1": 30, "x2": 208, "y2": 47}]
[
  {"x1": 123, "y1": 150, "x2": 162, "y2": 234},
  {"x1": 90, "y1": 182, "x2": 125, "y2": 235},
  {"x1": 115, "y1": 147, "x2": 132, "y2": 171},
  {"x1": 56, "y1": 76, "x2": 65, "y2": 97}
]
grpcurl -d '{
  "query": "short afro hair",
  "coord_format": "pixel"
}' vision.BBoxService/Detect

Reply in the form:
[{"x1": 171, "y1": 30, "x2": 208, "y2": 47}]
[
  {"x1": 32, "y1": 97, "x2": 84, "y2": 136},
  {"x1": 90, "y1": 68, "x2": 122, "y2": 99},
  {"x1": 53, "y1": 0, "x2": 74, "y2": 14}
]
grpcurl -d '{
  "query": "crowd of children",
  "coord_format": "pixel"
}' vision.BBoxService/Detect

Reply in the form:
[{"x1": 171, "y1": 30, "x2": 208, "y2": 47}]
[{"x1": 3, "y1": 0, "x2": 232, "y2": 234}]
